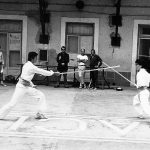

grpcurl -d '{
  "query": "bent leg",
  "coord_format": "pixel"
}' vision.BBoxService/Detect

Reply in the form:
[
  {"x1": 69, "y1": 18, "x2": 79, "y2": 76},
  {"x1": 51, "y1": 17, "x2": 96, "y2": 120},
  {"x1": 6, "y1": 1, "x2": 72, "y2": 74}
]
[
  {"x1": 140, "y1": 90, "x2": 150, "y2": 116},
  {"x1": 133, "y1": 94, "x2": 145, "y2": 116},
  {"x1": 27, "y1": 87, "x2": 47, "y2": 114}
]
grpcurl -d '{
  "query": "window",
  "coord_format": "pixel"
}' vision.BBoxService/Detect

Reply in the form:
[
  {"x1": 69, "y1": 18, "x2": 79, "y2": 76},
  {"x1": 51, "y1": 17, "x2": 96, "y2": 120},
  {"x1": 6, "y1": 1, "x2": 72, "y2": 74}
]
[
  {"x1": 138, "y1": 25, "x2": 150, "y2": 60},
  {"x1": 8, "y1": 33, "x2": 21, "y2": 67},
  {"x1": 9, "y1": 51, "x2": 20, "y2": 67},
  {"x1": 66, "y1": 23, "x2": 94, "y2": 54}
]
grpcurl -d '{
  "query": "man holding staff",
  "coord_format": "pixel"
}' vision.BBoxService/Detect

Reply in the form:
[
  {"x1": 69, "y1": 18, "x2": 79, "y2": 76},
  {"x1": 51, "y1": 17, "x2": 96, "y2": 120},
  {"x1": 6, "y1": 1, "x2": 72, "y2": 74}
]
[{"x1": 0, "y1": 51, "x2": 59, "y2": 120}]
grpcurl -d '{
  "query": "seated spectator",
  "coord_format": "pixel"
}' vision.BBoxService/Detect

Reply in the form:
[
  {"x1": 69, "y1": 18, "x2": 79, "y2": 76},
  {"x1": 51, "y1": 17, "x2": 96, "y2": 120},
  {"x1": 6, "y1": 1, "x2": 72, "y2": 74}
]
[
  {"x1": 55, "y1": 46, "x2": 69, "y2": 88},
  {"x1": 77, "y1": 49, "x2": 88, "y2": 89}
]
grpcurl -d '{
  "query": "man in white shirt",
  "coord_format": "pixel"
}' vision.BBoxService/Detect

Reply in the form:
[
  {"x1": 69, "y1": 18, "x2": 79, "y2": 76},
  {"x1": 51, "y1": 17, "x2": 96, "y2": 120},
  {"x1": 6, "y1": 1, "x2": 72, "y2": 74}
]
[
  {"x1": 0, "y1": 52, "x2": 59, "y2": 120},
  {"x1": 133, "y1": 59, "x2": 150, "y2": 118},
  {"x1": 77, "y1": 49, "x2": 88, "y2": 88}
]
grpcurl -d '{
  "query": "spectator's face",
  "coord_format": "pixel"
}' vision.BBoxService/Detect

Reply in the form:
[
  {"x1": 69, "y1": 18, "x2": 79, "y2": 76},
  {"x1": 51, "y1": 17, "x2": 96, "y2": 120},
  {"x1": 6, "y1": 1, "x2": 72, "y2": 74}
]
[
  {"x1": 91, "y1": 50, "x2": 95, "y2": 55},
  {"x1": 136, "y1": 63, "x2": 141, "y2": 71},
  {"x1": 81, "y1": 49, "x2": 85, "y2": 55},
  {"x1": 61, "y1": 48, "x2": 66, "y2": 53},
  {"x1": 33, "y1": 56, "x2": 38, "y2": 64}
]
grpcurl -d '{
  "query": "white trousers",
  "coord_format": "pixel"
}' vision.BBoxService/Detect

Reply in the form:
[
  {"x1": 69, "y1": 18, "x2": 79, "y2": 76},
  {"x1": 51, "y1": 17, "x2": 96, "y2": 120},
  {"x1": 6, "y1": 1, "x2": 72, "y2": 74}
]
[
  {"x1": 0, "y1": 83, "x2": 47, "y2": 119},
  {"x1": 133, "y1": 89, "x2": 150, "y2": 116}
]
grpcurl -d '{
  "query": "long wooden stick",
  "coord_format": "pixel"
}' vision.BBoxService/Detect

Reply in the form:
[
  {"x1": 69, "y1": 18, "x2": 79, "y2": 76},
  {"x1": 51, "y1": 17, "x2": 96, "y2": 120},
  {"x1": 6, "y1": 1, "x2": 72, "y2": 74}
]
[
  {"x1": 103, "y1": 62, "x2": 137, "y2": 87},
  {"x1": 59, "y1": 65, "x2": 120, "y2": 75}
]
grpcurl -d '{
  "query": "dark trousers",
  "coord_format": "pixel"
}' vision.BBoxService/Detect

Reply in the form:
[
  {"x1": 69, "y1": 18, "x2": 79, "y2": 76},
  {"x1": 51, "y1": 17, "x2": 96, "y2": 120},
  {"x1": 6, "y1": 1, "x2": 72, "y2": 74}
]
[
  {"x1": 90, "y1": 70, "x2": 98, "y2": 88},
  {"x1": 0, "y1": 64, "x2": 3, "y2": 81},
  {"x1": 57, "y1": 73, "x2": 68, "y2": 85},
  {"x1": 0, "y1": 73, "x2": 3, "y2": 81},
  {"x1": 57, "y1": 65, "x2": 68, "y2": 85}
]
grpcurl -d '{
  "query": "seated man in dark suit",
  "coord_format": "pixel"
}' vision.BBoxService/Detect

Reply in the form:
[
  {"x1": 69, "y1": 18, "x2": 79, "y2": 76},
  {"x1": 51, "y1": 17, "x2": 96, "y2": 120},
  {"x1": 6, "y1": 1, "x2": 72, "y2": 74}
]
[{"x1": 55, "y1": 46, "x2": 69, "y2": 88}]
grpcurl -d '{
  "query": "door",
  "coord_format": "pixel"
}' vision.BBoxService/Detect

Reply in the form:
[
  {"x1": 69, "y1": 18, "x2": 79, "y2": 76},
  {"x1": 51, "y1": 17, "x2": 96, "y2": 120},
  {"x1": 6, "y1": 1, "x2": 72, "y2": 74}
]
[
  {"x1": 66, "y1": 23, "x2": 94, "y2": 81},
  {"x1": 67, "y1": 35, "x2": 93, "y2": 66},
  {"x1": 80, "y1": 36, "x2": 93, "y2": 81},
  {"x1": 66, "y1": 35, "x2": 93, "y2": 82},
  {"x1": 80, "y1": 35, "x2": 93, "y2": 66}
]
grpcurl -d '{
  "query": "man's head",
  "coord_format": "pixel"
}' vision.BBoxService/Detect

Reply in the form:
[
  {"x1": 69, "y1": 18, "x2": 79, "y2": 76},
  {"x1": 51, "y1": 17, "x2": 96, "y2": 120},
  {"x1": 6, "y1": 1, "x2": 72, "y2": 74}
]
[
  {"x1": 80, "y1": 49, "x2": 85, "y2": 55},
  {"x1": 28, "y1": 52, "x2": 38, "y2": 63},
  {"x1": 61, "y1": 46, "x2": 66, "y2": 53},
  {"x1": 135, "y1": 58, "x2": 150, "y2": 71},
  {"x1": 91, "y1": 49, "x2": 95, "y2": 55}
]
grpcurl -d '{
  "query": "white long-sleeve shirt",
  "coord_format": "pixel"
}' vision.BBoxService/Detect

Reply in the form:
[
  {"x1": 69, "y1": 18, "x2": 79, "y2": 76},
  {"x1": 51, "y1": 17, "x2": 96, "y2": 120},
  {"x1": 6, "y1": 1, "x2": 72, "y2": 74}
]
[
  {"x1": 21, "y1": 61, "x2": 54, "y2": 82},
  {"x1": 0, "y1": 51, "x2": 4, "y2": 64},
  {"x1": 77, "y1": 54, "x2": 88, "y2": 66},
  {"x1": 136, "y1": 68, "x2": 150, "y2": 88}
]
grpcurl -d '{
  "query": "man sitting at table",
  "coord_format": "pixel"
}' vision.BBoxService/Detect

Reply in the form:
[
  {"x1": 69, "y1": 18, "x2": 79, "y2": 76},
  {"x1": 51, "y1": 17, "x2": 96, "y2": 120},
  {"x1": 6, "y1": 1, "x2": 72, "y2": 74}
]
[
  {"x1": 55, "y1": 46, "x2": 69, "y2": 88},
  {"x1": 89, "y1": 49, "x2": 102, "y2": 90}
]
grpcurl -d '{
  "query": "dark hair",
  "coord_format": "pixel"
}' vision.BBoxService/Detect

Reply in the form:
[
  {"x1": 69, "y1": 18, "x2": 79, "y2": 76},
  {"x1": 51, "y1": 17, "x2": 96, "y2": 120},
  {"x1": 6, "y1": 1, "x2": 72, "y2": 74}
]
[
  {"x1": 81, "y1": 48, "x2": 85, "y2": 52},
  {"x1": 91, "y1": 49, "x2": 95, "y2": 53},
  {"x1": 135, "y1": 58, "x2": 150, "y2": 73},
  {"x1": 28, "y1": 52, "x2": 38, "y2": 61},
  {"x1": 61, "y1": 46, "x2": 66, "y2": 50}
]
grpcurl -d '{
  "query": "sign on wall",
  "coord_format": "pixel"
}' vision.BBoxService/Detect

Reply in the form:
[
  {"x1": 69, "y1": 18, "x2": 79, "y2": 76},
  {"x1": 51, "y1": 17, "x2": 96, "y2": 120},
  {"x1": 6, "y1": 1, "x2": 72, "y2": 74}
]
[{"x1": 9, "y1": 33, "x2": 21, "y2": 50}]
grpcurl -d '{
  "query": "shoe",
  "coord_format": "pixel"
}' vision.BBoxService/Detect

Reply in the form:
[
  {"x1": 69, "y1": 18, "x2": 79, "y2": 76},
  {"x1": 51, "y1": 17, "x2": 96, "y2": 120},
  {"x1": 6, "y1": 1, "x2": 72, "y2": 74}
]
[
  {"x1": 64, "y1": 85, "x2": 69, "y2": 88},
  {"x1": 54, "y1": 84, "x2": 60, "y2": 88},
  {"x1": 0, "y1": 82, "x2": 7, "y2": 86},
  {"x1": 89, "y1": 86, "x2": 93, "y2": 89},
  {"x1": 93, "y1": 87, "x2": 97, "y2": 90},
  {"x1": 35, "y1": 113, "x2": 48, "y2": 119},
  {"x1": 79, "y1": 85, "x2": 82, "y2": 89},
  {"x1": 83, "y1": 84, "x2": 86, "y2": 89},
  {"x1": 0, "y1": 83, "x2": 7, "y2": 87},
  {"x1": 137, "y1": 115, "x2": 145, "y2": 119},
  {"x1": 79, "y1": 83, "x2": 82, "y2": 89}
]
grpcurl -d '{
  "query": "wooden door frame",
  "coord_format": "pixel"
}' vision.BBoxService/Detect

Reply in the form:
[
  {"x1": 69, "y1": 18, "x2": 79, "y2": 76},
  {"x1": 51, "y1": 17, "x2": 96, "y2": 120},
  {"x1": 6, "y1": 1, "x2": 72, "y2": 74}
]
[
  {"x1": 0, "y1": 15, "x2": 27, "y2": 64},
  {"x1": 61, "y1": 17, "x2": 99, "y2": 54},
  {"x1": 131, "y1": 20, "x2": 150, "y2": 85}
]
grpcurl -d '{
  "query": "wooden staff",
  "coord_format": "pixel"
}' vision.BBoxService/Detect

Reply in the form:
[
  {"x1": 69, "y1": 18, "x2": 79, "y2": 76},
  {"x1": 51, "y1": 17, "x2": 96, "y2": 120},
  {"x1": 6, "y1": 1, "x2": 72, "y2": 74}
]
[
  {"x1": 103, "y1": 62, "x2": 137, "y2": 87},
  {"x1": 59, "y1": 65, "x2": 120, "y2": 75}
]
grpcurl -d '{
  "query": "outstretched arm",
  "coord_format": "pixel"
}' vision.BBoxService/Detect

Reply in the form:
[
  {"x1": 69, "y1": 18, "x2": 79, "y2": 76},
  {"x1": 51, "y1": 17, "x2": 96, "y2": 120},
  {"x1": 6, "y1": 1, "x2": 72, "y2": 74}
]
[{"x1": 33, "y1": 66, "x2": 54, "y2": 76}]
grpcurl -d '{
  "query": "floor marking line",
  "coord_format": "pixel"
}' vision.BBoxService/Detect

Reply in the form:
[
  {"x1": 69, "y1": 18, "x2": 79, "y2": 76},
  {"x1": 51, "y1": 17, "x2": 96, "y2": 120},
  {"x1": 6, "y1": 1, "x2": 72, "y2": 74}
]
[
  {"x1": 99, "y1": 120, "x2": 140, "y2": 136},
  {"x1": 99, "y1": 120, "x2": 123, "y2": 134},
  {"x1": 38, "y1": 117, "x2": 87, "y2": 131},
  {"x1": 122, "y1": 122, "x2": 140, "y2": 135},
  {"x1": 1, "y1": 131, "x2": 150, "y2": 144},
  {"x1": 8, "y1": 116, "x2": 29, "y2": 131}
]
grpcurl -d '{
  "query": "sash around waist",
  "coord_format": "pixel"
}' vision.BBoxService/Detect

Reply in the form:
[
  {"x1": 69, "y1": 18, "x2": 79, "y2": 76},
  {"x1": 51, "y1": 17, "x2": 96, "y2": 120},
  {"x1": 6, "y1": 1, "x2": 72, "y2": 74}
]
[
  {"x1": 19, "y1": 78, "x2": 31, "y2": 86},
  {"x1": 137, "y1": 86, "x2": 148, "y2": 91}
]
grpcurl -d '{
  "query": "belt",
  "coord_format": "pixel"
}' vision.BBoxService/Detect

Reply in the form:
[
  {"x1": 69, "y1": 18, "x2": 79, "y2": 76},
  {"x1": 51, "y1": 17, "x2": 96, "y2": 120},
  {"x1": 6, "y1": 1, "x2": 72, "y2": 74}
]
[
  {"x1": 138, "y1": 86, "x2": 148, "y2": 91},
  {"x1": 19, "y1": 78, "x2": 31, "y2": 86}
]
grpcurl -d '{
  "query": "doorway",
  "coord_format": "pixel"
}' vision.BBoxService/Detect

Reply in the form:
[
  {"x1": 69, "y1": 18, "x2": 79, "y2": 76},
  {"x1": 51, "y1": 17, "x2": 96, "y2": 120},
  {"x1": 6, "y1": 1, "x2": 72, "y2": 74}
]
[
  {"x1": 131, "y1": 20, "x2": 150, "y2": 84},
  {"x1": 66, "y1": 22, "x2": 94, "y2": 66}
]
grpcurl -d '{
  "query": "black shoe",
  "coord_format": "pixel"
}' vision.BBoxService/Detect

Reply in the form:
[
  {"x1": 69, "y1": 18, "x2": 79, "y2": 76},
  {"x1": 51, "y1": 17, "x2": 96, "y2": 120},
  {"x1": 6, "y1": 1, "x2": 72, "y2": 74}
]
[
  {"x1": 54, "y1": 84, "x2": 60, "y2": 88},
  {"x1": 0, "y1": 83, "x2": 7, "y2": 87},
  {"x1": 35, "y1": 113, "x2": 48, "y2": 119},
  {"x1": 64, "y1": 84, "x2": 69, "y2": 88}
]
